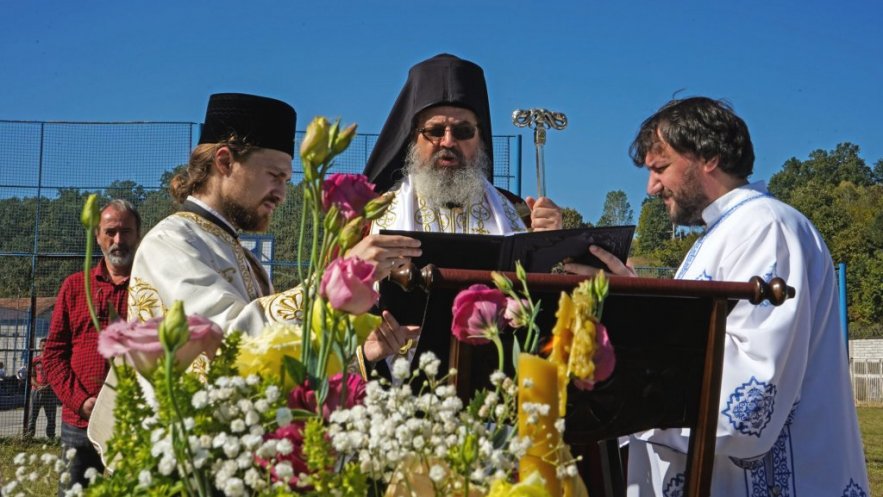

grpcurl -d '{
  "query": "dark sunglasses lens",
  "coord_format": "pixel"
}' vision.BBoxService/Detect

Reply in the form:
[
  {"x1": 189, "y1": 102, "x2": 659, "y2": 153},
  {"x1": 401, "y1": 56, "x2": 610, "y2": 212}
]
[
  {"x1": 451, "y1": 125, "x2": 476, "y2": 140},
  {"x1": 425, "y1": 126, "x2": 447, "y2": 138}
]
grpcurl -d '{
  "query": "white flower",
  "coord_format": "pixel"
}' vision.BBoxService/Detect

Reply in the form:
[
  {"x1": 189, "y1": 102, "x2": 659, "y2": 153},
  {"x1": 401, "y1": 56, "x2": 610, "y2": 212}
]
[
  {"x1": 276, "y1": 438, "x2": 294, "y2": 456},
  {"x1": 274, "y1": 461, "x2": 294, "y2": 480},
  {"x1": 84, "y1": 467, "x2": 98, "y2": 483},
  {"x1": 256, "y1": 440, "x2": 278, "y2": 459},
  {"x1": 254, "y1": 399, "x2": 270, "y2": 413},
  {"x1": 392, "y1": 357, "x2": 410, "y2": 380},
  {"x1": 241, "y1": 433, "x2": 263, "y2": 451},
  {"x1": 230, "y1": 418, "x2": 246, "y2": 433},
  {"x1": 13, "y1": 453, "x2": 26, "y2": 465},
  {"x1": 276, "y1": 408, "x2": 293, "y2": 426},
  {"x1": 64, "y1": 483, "x2": 83, "y2": 497},
  {"x1": 243, "y1": 467, "x2": 264, "y2": 489},
  {"x1": 158, "y1": 456, "x2": 176, "y2": 476},
  {"x1": 265, "y1": 385, "x2": 280, "y2": 402},
  {"x1": 418, "y1": 352, "x2": 440, "y2": 377},
  {"x1": 489, "y1": 370, "x2": 507, "y2": 386},
  {"x1": 138, "y1": 469, "x2": 152, "y2": 487},
  {"x1": 65, "y1": 448, "x2": 77, "y2": 460},
  {"x1": 429, "y1": 464, "x2": 446, "y2": 482},
  {"x1": 192, "y1": 391, "x2": 208, "y2": 409},
  {"x1": 222, "y1": 477, "x2": 246, "y2": 497},
  {"x1": 212, "y1": 433, "x2": 228, "y2": 449},
  {"x1": 223, "y1": 436, "x2": 242, "y2": 458}
]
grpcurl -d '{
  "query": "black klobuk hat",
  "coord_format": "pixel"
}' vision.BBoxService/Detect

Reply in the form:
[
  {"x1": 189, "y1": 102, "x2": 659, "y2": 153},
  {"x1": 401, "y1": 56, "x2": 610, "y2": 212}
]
[{"x1": 198, "y1": 93, "x2": 296, "y2": 156}]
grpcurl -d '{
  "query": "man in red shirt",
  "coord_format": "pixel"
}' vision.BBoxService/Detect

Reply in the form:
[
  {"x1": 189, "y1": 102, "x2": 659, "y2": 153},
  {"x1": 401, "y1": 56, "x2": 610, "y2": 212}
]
[
  {"x1": 26, "y1": 338, "x2": 59, "y2": 438},
  {"x1": 43, "y1": 199, "x2": 141, "y2": 495}
]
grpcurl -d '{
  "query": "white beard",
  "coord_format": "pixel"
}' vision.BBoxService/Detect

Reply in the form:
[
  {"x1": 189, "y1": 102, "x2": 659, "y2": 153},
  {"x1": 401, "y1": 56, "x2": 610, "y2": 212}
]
[{"x1": 404, "y1": 143, "x2": 490, "y2": 208}]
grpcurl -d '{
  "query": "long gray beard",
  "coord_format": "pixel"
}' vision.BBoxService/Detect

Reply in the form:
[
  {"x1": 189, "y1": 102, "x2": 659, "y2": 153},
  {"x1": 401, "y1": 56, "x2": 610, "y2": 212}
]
[{"x1": 404, "y1": 144, "x2": 490, "y2": 208}]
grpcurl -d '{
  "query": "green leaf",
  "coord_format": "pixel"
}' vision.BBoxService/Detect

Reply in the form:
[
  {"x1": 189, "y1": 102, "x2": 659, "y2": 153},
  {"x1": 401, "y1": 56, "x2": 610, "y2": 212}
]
[{"x1": 283, "y1": 355, "x2": 307, "y2": 386}]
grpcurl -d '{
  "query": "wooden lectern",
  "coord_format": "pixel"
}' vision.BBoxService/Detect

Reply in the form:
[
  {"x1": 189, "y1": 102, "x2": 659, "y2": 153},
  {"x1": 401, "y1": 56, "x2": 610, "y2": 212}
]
[{"x1": 388, "y1": 265, "x2": 793, "y2": 497}]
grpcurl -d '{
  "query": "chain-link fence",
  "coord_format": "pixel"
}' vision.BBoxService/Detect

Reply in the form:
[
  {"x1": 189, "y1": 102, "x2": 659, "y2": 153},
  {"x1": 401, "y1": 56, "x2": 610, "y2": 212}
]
[{"x1": 0, "y1": 120, "x2": 521, "y2": 437}]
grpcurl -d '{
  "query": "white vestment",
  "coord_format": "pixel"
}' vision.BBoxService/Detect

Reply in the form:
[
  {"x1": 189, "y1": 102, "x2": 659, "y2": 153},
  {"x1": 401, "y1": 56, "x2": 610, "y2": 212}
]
[
  {"x1": 627, "y1": 183, "x2": 869, "y2": 497},
  {"x1": 89, "y1": 204, "x2": 304, "y2": 460},
  {"x1": 126, "y1": 210, "x2": 304, "y2": 331},
  {"x1": 370, "y1": 175, "x2": 527, "y2": 235}
]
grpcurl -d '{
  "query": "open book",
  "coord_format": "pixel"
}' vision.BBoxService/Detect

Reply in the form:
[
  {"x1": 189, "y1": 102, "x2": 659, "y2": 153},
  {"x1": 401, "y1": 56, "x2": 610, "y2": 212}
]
[{"x1": 379, "y1": 225, "x2": 635, "y2": 273}]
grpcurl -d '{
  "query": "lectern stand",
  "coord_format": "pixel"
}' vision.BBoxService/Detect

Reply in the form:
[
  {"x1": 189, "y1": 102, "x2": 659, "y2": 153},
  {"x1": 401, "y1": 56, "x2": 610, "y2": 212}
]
[{"x1": 388, "y1": 265, "x2": 793, "y2": 497}]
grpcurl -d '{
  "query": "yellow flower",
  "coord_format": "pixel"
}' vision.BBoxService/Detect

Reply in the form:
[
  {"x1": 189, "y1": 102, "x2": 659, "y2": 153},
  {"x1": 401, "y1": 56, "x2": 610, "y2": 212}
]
[
  {"x1": 236, "y1": 322, "x2": 341, "y2": 386},
  {"x1": 331, "y1": 122, "x2": 357, "y2": 156},
  {"x1": 545, "y1": 280, "x2": 599, "y2": 415},
  {"x1": 81, "y1": 193, "x2": 100, "y2": 230},
  {"x1": 487, "y1": 472, "x2": 552, "y2": 497},
  {"x1": 300, "y1": 116, "x2": 331, "y2": 174}
]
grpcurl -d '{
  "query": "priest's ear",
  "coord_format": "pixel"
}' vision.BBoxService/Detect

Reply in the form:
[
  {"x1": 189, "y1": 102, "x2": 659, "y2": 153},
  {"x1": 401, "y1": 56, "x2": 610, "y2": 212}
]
[{"x1": 214, "y1": 146, "x2": 235, "y2": 176}]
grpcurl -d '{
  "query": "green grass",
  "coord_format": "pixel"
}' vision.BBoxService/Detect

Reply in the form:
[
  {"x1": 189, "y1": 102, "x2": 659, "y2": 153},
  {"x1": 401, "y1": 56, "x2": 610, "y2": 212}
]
[
  {"x1": 858, "y1": 406, "x2": 883, "y2": 496},
  {"x1": 0, "y1": 436, "x2": 61, "y2": 496},
  {"x1": 1, "y1": 409, "x2": 882, "y2": 496}
]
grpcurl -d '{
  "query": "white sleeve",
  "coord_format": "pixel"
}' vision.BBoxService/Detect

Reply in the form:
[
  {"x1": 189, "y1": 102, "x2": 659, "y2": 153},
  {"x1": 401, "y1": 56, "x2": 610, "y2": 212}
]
[
  {"x1": 128, "y1": 226, "x2": 303, "y2": 335},
  {"x1": 641, "y1": 220, "x2": 815, "y2": 460}
]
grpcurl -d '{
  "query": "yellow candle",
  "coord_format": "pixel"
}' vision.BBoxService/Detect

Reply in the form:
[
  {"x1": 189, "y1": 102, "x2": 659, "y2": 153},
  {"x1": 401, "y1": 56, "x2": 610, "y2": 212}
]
[{"x1": 517, "y1": 352, "x2": 562, "y2": 497}]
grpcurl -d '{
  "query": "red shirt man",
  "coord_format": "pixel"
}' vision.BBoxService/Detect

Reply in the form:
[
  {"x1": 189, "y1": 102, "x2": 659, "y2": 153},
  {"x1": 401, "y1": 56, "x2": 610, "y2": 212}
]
[
  {"x1": 44, "y1": 260, "x2": 129, "y2": 428},
  {"x1": 42, "y1": 199, "x2": 141, "y2": 493}
]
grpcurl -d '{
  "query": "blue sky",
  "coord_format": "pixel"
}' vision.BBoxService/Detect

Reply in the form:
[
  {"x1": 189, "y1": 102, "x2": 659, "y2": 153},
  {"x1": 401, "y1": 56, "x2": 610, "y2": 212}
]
[{"x1": 2, "y1": 0, "x2": 881, "y2": 222}]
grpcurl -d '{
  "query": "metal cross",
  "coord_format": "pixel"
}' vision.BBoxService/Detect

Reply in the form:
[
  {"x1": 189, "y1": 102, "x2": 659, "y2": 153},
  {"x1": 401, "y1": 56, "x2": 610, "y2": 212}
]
[{"x1": 512, "y1": 108, "x2": 567, "y2": 197}]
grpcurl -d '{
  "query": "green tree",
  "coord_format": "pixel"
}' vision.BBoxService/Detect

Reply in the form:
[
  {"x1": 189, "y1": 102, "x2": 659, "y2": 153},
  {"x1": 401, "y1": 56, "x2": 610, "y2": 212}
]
[
  {"x1": 267, "y1": 181, "x2": 312, "y2": 289},
  {"x1": 768, "y1": 142, "x2": 875, "y2": 203},
  {"x1": 634, "y1": 195, "x2": 672, "y2": 256},
  {"x1": 561, "y1": 207, "x2": 592, "y2": 229},
  {"x1": 106, "y1": 180, "x2": 146, "y2": 205},
  {"x1": 596, "y1": 190, "x2": 634, "y2": 227},
  {"x1": 771, "y1": 144, "x2": 883, "y2": 329}
]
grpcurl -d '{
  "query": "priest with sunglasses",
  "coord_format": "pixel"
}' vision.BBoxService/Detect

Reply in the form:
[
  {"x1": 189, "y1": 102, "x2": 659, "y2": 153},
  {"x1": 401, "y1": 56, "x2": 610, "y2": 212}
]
[{"x1": 351, "y1": 53, "x2": 563, "y2": 377}]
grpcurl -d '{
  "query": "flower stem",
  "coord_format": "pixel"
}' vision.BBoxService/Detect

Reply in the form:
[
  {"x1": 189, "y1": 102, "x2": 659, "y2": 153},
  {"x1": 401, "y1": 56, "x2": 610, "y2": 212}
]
[
  {"x1": 491, "y1": 333, "x2": 504, "y2": 372},
  {"x1": 82, "y1": 231, "x2": 101, "y2": 334}
]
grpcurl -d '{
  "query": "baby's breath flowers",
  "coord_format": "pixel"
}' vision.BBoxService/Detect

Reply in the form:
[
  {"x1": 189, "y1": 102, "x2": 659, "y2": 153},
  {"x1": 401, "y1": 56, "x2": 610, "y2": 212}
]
[
  {"x1": 325, "y1": 351, "x2": 527, "y2": 496},
  {"x1": 2, "y1": 445, "x2": 80, "y2": 497}
]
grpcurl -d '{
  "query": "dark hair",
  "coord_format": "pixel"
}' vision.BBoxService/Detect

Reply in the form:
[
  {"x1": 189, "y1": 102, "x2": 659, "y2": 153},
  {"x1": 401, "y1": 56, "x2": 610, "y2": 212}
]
[
  {"x1": 101, "y1": 199, "x2": 142, "y2": 236},
  {"x1": 170, "y1": 136, "x2": 256, "y2": 204},
  {"x1": 629, "y1": 97, "x2": 755, "y2": 178}
]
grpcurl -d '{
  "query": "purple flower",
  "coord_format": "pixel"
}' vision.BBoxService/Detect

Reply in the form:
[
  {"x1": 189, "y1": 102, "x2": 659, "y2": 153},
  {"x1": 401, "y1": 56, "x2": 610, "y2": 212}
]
[
  {"x1": 322, "y1": 173, "x2": 378, "y2": 221},
  {"x1": 451, "y1": 284, "x2": 508, "y2": 345},
  {"x1": 320, "y1": 257, "x2": 378, "y2": 315}
]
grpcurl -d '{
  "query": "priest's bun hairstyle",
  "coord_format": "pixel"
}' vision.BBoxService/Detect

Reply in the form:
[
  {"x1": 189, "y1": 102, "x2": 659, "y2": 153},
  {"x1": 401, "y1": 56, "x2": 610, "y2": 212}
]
[
  {"x1": 169, "y1": 137, "x2": 256, "y2": 205},
  {"x1": 629, "y1": 96, "x2": 755, "y2": 179}
]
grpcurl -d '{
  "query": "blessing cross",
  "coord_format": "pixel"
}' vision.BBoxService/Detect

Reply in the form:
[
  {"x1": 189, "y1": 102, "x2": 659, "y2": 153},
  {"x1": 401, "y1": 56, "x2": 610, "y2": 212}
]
[{"x1": 512, "y1": 108, "x2": 568, "y2": 198}]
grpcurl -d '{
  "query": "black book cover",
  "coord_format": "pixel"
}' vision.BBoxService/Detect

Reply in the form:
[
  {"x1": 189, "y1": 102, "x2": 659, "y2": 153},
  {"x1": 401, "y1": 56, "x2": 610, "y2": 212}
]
[{"x1": 379, "y1": 225, "x2": 635, "y2": 273}]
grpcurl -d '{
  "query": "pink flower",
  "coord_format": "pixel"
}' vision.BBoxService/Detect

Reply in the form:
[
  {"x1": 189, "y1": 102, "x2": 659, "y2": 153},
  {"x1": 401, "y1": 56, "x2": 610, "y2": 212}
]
[
  {"x1": 451, "y1": 284, "x2": 508, "y2": 345},
  {"x1": 322, "y1": 173, "x2": 378, "y2": 221},
  {"x1": 572, "y1": 323, "x2": 616, "y2": 391},
  {"x1": 288, "y1": 372, "x2": 367, "y2": 418},
  {"x1": 97, "y1": 315, "x2": 223, "y2": 375},
  {"x1": 260, "y1": 373, "x2": 367, "y2": 488},
  {"x1": 320, "y1": 257, "x2": 378, "y2": 314},
  {"x1": 504, "y1": 297, "x2": 530, "y2": 328}
]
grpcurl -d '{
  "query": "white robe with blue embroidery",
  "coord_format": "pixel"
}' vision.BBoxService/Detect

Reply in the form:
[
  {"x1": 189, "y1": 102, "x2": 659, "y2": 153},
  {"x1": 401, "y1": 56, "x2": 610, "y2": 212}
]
[{"x1": 627, "y1": 183, "x2": 869, "y2": 497}]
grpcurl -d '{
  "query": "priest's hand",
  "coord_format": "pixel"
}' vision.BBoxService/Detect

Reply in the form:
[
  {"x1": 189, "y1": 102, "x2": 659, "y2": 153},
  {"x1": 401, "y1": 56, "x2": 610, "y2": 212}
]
[
  {"x1": 363, "y1": 310, "x2": 421, "y2": 362},
  {"x1": 526, "y1": 196, "x2": 563, "y2": 231},
  {"x1": 347, "y1": 234, "x2": 422, "y2": 281},
  {"x1": 564, "y1": 245, "x2": 637, "y2": 277}
]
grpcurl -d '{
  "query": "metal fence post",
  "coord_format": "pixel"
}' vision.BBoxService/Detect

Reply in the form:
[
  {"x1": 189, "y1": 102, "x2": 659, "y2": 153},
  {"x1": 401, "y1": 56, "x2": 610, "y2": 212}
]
[{"x1": 839, "y1": 262, "x2": 848, "y2": 352}]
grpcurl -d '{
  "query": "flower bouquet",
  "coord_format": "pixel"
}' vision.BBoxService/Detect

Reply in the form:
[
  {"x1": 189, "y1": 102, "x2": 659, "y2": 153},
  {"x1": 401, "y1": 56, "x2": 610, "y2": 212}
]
[{"x1": 3, "y1": 115, "x2": 616, "y2": 497}]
